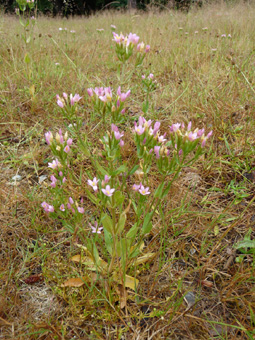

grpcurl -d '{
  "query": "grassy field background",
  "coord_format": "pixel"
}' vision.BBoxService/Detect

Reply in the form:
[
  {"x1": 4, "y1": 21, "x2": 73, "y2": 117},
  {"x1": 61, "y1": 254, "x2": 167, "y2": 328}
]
[{"x1": 1, "y1": 1, "x2": 255, "y2": 339}]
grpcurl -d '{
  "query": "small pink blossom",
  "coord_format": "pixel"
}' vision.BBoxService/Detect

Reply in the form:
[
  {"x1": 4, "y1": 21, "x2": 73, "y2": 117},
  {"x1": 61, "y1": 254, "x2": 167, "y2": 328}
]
[
  {"x1": 90, "y1": 222, "x2": 103, "y2": 234},
  {"x1": 135, "y1": 125, "x2": 145, "y2": 135},
  {"x1": 158, "y1": 134, "x2": 167, "y2": 143},
  {"x1": 64, "y1": 145, "x2": 70, "y2": 153},
  {"x1": 145, "y1": 45, "x2": 150, "y2": 53},
  {"x1": 66, "y1": 138, "x2": 73, "y2": 146},
  {"x1": 45, "y1": 131, "x2": 53, "y2": 145},
  {"x1": 170, "y1": 123, "x2": 181, "y2": 133},
  {"x1": 87, "y1": 88, "x2": 93, "y2": 97},
  {"x1": 69, "y1": 197, "x2": 74, "y2": 205},
  {"x1": 50, "y1": 175, "x2": 57, "y2": 188},
  {"x1": 88, "y1": 177, "x2": 99, "y2": 191},
  {"x1": 57, "y1": 99, "x2": 64, "y2": 108},
  {"x1": 139, "y1": 185, "x2": 150, "y2": 196},
  {"x1": 102, "y1": 185, "x2": 115, "y2": 197},
  {"x1": 119, "y1": 139, "x2": 124, "y2": 147},
  {"x1": 132, "y1": 183, "x2": 141, "y2": 191},
  {"x1": 60, "y1": 204, "x2": 65, "y2": 211},
  {"x1": 48, "y1": 159, "x2": 61, "y2": 169},
  {"x1": 154, "y1": 146, "x2": 161, "y2": 159},
  {"x1": 78, "y1": 207, "x2": 84, "y2": 213}
]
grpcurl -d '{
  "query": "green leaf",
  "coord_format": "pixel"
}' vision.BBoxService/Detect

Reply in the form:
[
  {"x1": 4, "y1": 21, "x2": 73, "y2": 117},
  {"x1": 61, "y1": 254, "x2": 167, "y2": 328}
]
[
  {"x1": 117, "y1": 212, "x2": 126, "y2": 234},
  {"x1": 234, "y1": 240, "x2": 255, "y2": 250},
  {"x1": 24, "y1": 53, "x2": 31, "y2": 64},
  {"x1": 85, "y1": 188, "x2": 99, "y2": 205},
  {"x1": 154, "y1": 182, "x2": 165, "y2": 198},
  {"x1": 142, "y1": 212, "x2": 153, "y2": 234},
  {"x1": 113, "y1": 191, "x2": 125, "y2": 207},
  {"x1": 126, "y1": 223, "x2": 138, "y2": 240},
  {"x1": 101, "y1": 213, "x2": 113, "y2": 234},
  {"x1": 142, "y1": 221, "x2": 153, "y2": 235},
  {"x1": 104, "y1": 228, "x2": 113, "y2": 255},
  {"x1": 111, "y1": 164, "x2": 127, "y2": 177},
  {"x1": 129, "y1": 165, "x2": 139, "y2": 176}
]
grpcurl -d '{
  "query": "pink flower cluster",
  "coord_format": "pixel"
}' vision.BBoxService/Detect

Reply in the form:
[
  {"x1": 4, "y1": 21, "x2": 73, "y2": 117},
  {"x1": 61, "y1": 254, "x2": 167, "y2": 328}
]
[
  {"x1": 50, "y1": 172, "x2": 66, "y2": 188},
  {"x1": 45, "y1": 129, "x2": 73, "y2": 153},
  {"x1": 90, "y1": 221, "x2": 103, "y2": 234},
  {"x1": 111, "y1": 124, "x2": 124, "y2": 146},
  {"x1": 134, "y1": 116, "x2": 160, "y2": 137},
  {"x1": 56, "y1": 93, "x2": 82, "y2": 108},
  {"x1": 87, "y1": 175, "x2": 115, "y2": 197},
  {"x1": 132, "y1": 182, "x2": 150, "y2": 195},
  {"x1": 87, "y1": 86, "x2": 130, "y2": 104},
  {"x1": 169, "y1": 121, "x2": 213, "y2": 147},
  {"x1": 112, "y1": 32, "x2": 139, "y2": 46},
  {"x1": 41, "y1": 202, "x2": 54, "y2": 213}
]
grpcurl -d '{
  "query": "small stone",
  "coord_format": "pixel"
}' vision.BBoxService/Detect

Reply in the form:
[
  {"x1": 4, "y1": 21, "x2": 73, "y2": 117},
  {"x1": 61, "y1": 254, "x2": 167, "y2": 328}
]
[
  {"x1": 11, "y1": 175, "x2": 22, "y2": 182},
  {"x1": 184, "y1": 291, "x2": 196, "y2": 308}
]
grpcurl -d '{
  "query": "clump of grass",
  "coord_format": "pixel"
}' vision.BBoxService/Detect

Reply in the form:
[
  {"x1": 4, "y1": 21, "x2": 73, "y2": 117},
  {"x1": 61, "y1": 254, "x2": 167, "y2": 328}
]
[{"x1": 1, "y1": 1, "x2": 255, "y2": 339}]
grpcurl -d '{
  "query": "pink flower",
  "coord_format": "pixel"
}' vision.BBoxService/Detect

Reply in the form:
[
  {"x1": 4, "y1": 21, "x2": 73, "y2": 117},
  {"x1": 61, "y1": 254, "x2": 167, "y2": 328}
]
[
  {"x1": 90, "y1": 221, "x2": 103, "y2": 234},
  {"x1": 148, "y1": 73, "x2": 154, "y2": 79},
  {"x1": 111, "y1": 24, "x2": 116, "y2": 29},
  {"x1": 63, "y1": 93, "x2": 68, "y2": 100},
  {"x1": 78, "y1": 207, "x2": 84, "y2": 213},
  {"x1": 41, "y1": 202, "x2": 54, "y2": 213},
  {"x1": 135, "y1": 125, "x2": 145, "y2": 135},
  {"x1": 64, "y1": 145, "x2": 70, "y2": 153},
  {"x1": 170, "y1": 123, "x2": 181, "y2": 133},
  {"x1": 154, "y1": 146, "x2": 161, "y2": 159},
  {"x1": 111, "y1": 124, "x2": 119, "y2": 132},
  {"x1": 145, "y1": 45, "x2": 150, "y2": 53},
  {"x1": 66, "y1": 138, "x2": 73, "y2": 146},
  {"x1": 132, "y1": 183, "x2": 141, "y2": 191},
  {"x1": 70, "y1": 93, "x2": 82, "y2": 106},
  {"x1": 48, "y1": 159, "x2": 61, "y2": 169},
  {"x1": 45, "y1": 131, "x2": 53, "y2": 145},
  {"x1": 187, "y1": 121, "x2": 192, "y2": 131},
  {"x1": 59, "y1": 171, "x2": 63, "y2": 177},
  {"x1": 139, "y1": 185, "x2": 150, "y2": 195},
  {"x1": 57, "y1": 99, "x2": 64, "y2": 108},
  {"x1": 127, "y1": 33, "x2": 139, "y2": 45},
  {"x1": 69, "y1": 197, "x2": 74, "y2": 205},
  {"x1": 104, "y1": 175, "x2": 110, "y2": 183},
  {"x1": 60, "y1": 204, "x2": 65, "y2": 211},
  {"x1": 50, "y1": 175, "x2": 57, "y2": 188},
  {"x1": 142, "y1": 75, "x2": 145, "y2": 79},
  {"x1": 153, "y1": 122, "x2": 161, "y2": 135},
  {"x1": 102, "y1": 185, "x2": 115, "y2": 197},
  {"x1": 119, "y1": 139, "x2": 124, "y2": 147},
  {"x1": 88, "y1": 177, "x2": 99, "y2": 191},
  {"x1": 188, "y1": 132, "x2": 198, "y2": 142},
  {"x1": 114, "y1": 131, "x2": 124, "y2": 140},
  {"x1": 117, "y1": 86, "x2": 131, "y2": 102},
  {"x1": 62, "y1": 177, "x2": 66, "y2": 183},
  {"x1": 158, "y1": 134, "x2": 167, "y2": 143},
  {"x1": 87, "y1": 88, "x2": 93, "y2": 97}
]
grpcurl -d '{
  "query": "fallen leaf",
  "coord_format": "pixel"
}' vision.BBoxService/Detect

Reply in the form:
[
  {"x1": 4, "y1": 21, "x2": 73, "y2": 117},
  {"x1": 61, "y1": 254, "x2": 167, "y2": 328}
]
[
  {"x1": 116, "y1": 285, "x2": 127, "y2": 309},
  {"x1": 113, "y1": 273, "x2": 139, "y2": 290},
  {"x1": 134, "y1": 253, "x2": 156, "y2": 266},
  {"x1": 61, "y1": 277, "x2": 86, "y2": 287}
]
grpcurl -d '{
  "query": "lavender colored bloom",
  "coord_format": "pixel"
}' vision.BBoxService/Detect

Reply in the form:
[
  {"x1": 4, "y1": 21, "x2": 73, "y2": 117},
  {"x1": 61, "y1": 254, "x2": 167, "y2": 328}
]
[
  {"x1": 153, "y1": 121, "x2": 161, "y2": 135},
  {"x1": 87, "y1": 88, "x2": 93, "y2": 97},
  {"x1": 139, "y1": 185, "x2": 150, "y2": 196},
  {"x1": 154, "y1": 146, "x2": 161, "y2": 159},
  {"x1": 78, "y1": 207, "x2": 84, "y2": 213},
  {"x1": 45, "y1": 131, "x2": 53, "y2": 145},
  {"x1": 60, "y1": 204, "x2": 65, "y2": 211},
  {"x1": 111, "y1": 124, "x2": 119, "y2": 132},
  {"x1": 135, "y1": 125, "x2": 145, "y2": 135},
  {"x1": 102, "y1": 185, "x2": 115, "y2": 197},
  {"x1": 50, "y1": 175, "x2": 57, "y2": 188},
  {"x1": 187, "y1": 121, "x2": 192, "y2": 131},
  {"x1": 158, "y1": 134, "x2": 167, "y2": 143},
  {"x1": 48, "y1": 159, "x2": 61, "y2": 169},
  {"x1": 188, "y1": 132, "x2": 198, "y2": 141},
  {"x1": 119, "y1": 139, "x2": 124, "y2": 147},
  {"x1": 66, "y1": 138, "x2": 73, "y2": 146},
  {"x1": 145, "y1": 45, "x2": 150, "y2": 53},
  {"x1": 132, "y1": 183, "x2": 141, "y2": 191},
  {"x1": 64, "y1": 145, "x2": 70, "y2": 153},
  {"x1": 114, "y1": 131, "x2": 124, "y2": 140},
  {"x1": 170, "y1": 123, "x2": 181, "y2": 133},
  {"x1": 88, "y1": 177, "x2": 99, "y2": 191},
  {"x1": 57, "y1": 99, "x2": 64, "y2": 108},
  {"x1": 69, "y1": 197, "x2": 74, "y2": 205},
  {"x1": 90, "y1": 222, "x2": 103, "y2": 234}
]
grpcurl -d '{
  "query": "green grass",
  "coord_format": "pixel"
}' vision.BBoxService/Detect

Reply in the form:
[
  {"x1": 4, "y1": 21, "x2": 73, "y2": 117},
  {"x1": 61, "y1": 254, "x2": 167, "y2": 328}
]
[{"x1": 1, "y1": 1, "x2": 255, "y2": 339}]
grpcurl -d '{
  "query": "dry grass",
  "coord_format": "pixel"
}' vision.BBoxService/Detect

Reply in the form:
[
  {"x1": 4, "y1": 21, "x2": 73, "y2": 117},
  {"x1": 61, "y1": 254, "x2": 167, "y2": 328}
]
[{"x1": 1, "y1": 1, "x2": 255, "y2": 339}]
